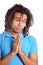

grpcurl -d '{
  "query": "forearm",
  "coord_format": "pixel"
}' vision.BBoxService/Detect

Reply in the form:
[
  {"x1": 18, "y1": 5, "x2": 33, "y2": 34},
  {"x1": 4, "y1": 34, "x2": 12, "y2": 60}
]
[
  {"x1": 0, "y1": 51, "x2": 16, "y2": 65},
  {"x1": 19, "y1": 52, "x2": 38, "y2": 65}
]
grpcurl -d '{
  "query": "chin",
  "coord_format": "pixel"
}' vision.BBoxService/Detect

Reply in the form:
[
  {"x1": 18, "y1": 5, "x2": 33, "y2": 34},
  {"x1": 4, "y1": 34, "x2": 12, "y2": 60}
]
[
  {"x1": 16, "y1": 30, "x2": 22, "y2": 33},
  {"x1": 13, "y1": 29, "x2": 22, "y2": 33},
  {"x1": 17, "y1": 31, "x2": 22, "y2": 33}
]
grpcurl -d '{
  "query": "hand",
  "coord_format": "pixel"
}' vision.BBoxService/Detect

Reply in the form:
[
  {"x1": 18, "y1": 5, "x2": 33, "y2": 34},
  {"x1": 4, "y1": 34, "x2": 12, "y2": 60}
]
[
  {"x1": 12, "y1": 35, "x2": 19, "y2": 55},
  {"x1": 18, "y1": 34, "x2": 22, "y2": 55}
]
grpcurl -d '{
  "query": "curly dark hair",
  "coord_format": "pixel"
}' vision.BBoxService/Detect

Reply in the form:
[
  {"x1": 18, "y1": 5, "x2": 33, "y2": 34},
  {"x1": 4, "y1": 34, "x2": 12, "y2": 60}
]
[{"x1": 4, "y1": 4, "x2": 33, "y2": 37}]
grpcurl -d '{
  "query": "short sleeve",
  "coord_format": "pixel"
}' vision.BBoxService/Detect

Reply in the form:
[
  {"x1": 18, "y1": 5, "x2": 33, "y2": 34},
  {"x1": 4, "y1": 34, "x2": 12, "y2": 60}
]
[
  {"x1": 0, "y1": 34, "x2": 2, "y2": 55},
  {"x1": 30, "y1": 37, "x2": 38, "y2": 54}
]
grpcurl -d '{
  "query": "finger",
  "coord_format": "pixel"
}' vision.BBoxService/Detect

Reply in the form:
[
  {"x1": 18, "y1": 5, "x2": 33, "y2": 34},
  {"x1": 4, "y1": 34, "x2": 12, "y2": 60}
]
[
  {"x1": 16, "y1": 35, "x2": 19, "y2": 44},
  {"x1": 19, "y1": 33, "x2": 22, "y2": 42},
  {"x1": 16, "y1": 35, "x2": 19, "y2": 46},
  {"x1": 16, "y1": 33, "x2": 21, "y2": 45}
]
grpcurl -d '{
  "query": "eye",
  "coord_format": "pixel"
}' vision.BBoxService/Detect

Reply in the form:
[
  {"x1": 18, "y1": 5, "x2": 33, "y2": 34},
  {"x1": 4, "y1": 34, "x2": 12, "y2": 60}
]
[
  {"x1": 16, "y1": 18, "x2": 20, "y2": 21},
  {"x1": 15, "y1": 17, "x2": 21, "y2": 21}
]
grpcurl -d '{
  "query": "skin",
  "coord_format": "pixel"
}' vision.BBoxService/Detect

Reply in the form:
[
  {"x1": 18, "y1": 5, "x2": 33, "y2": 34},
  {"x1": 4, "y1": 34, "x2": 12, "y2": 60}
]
[
  {"x1": 10, "y1": 12, "x2": 27, "y2": 38},
  {"x1": 0, "y1": 12, "x2": 38, "y2": 65}
]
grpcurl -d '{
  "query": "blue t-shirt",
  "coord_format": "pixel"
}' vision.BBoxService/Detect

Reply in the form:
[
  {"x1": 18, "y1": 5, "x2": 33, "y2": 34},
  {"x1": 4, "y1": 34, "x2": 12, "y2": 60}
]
[{"x1": 0, "y1": 31, "x2": 38, "y2": 65}]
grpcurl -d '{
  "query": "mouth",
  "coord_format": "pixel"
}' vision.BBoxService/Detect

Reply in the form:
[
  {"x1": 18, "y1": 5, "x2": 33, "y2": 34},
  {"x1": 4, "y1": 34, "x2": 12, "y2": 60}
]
[{"x1": 16, "y1": 27, "x2": 22, "y2": 30}]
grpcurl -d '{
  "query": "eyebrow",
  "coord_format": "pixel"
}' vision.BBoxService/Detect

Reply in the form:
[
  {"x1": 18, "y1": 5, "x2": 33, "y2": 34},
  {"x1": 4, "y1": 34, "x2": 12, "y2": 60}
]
[
  {"x1": 14, "y1": 16, "x2": 27, "y2": 21},
  {"x1": 15, "y1": 17, "x2": 21, "y2": 18}
]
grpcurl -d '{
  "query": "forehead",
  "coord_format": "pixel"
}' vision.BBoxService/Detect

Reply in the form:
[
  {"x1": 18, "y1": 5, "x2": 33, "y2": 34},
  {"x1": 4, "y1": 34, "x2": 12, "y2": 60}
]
[{"x1": 14, "y1": 12, "x2": 27, "y2": 19}]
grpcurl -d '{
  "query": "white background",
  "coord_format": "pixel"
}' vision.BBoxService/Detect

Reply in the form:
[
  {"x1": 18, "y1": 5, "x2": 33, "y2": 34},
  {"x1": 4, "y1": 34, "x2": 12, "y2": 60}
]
[{"x1": 0, "y1": 0, "x2": 43, "y2": 65}]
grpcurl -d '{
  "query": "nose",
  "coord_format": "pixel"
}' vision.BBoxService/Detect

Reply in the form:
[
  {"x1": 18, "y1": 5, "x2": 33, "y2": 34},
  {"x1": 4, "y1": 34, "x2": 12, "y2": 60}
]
[{"x1": 18, "y1": 21, "x2": 22, "y2": 26}]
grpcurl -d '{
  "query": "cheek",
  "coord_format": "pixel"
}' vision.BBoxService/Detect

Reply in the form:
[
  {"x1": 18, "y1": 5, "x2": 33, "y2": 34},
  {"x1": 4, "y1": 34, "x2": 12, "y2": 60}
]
[
  {"x1": 12, "y1": 21, "x2": 18, "y2": 27},
  {"x1": 22, "y1": 23, "x2": 26, "y2": 29},
  {"x1": 23, "y1": 23, "x2": 26, "y2": 27}
]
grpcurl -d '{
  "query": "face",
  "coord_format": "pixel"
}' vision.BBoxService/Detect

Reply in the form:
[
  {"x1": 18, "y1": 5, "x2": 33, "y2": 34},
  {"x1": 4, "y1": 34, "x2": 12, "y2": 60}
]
[{"x1": 11, "y1": 12, "x2": 27, "y2": 33}]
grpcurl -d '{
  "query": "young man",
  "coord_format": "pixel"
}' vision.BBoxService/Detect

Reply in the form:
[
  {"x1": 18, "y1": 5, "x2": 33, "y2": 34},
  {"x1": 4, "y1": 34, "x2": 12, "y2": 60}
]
[{"x1": 0, "y1": 4, "x2": 38, "y2": 65}]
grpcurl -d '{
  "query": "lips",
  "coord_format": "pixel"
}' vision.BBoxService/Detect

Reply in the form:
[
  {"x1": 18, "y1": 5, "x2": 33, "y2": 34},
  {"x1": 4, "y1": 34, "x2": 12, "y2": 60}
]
[{"x1": 16, "y1": 27, "x2": 22, "y2": 30}]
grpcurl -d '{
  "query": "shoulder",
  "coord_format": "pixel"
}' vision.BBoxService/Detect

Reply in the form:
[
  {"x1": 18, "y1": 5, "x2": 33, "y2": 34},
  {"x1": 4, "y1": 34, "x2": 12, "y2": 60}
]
[
  {"x1": 0, "y1": 32, "x2": 5, "y2": 38},
  {"x1": 27, "y1": 34, "x2": 36, "y2": 42},
  {"x1": 27, "y1": 34, "x2": 37, "y2": 47},
  {"x1": 0, "y1": 32, "x2": 7, "y2": 47},
  {"x1": 0, "y1": 32, "x2": 6, "y2": 41},
  {"x1": 22, "y1": 33, "x2": 36, "y2": 42}
]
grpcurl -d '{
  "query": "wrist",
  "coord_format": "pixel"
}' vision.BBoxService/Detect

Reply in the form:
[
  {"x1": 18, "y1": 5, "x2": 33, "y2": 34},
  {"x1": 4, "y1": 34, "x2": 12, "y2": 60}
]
[
  {"x1": 19, "y1": 51, "x2": 23, "y2": 56},
  {"x1": 11, "y1": 51, "x2": 16, "y2": 56}
]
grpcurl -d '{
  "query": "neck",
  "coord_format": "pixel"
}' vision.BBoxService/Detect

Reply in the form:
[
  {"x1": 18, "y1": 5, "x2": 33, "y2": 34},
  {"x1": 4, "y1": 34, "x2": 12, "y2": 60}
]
[{"x1": 10, "y1": 30, "x2": 19, "y2": 39}]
